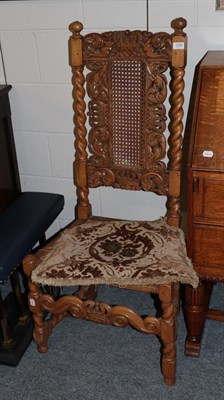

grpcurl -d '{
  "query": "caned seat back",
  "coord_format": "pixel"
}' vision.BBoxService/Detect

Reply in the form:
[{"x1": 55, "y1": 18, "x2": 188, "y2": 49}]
[{"x1": 69, "y1": 19, "x2": 187, "y2": 225}]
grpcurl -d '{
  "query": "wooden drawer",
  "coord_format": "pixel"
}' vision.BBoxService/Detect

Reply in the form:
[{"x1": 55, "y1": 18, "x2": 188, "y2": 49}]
[
  {"x1": 192, "y1": 171, "x2": 224, "y2": 225},
  {"x1": 192, "y1": 224, "x2": 224, "y2": 269}
]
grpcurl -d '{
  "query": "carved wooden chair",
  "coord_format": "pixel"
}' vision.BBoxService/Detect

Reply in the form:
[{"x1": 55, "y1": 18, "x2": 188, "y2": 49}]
[{"x1": 23, "y1": 18, "x2": 198, "y2": 385}]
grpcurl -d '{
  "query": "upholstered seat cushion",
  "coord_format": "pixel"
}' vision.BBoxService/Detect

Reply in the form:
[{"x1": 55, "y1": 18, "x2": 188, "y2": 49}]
[{"x1": 32, "y1": 218, "x2": 198, "y2": 288}]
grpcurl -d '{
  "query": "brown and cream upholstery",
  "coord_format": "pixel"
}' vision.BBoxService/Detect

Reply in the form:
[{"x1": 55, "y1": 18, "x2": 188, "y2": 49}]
[
  {"x1": 23, "y1": 18, "x2": 198, "y2": 385},
  {"x1": 32, "y1": 218, "x2": 196, "y2": 288}
]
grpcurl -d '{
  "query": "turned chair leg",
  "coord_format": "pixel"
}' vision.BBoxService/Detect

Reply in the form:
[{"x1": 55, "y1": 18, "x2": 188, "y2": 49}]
[
  {"x1": 159, "y1": 284, "x2": 177, "y2": 385},
  {"x1": 23, "y1": 255, "x2": 49, "y2": 352}
]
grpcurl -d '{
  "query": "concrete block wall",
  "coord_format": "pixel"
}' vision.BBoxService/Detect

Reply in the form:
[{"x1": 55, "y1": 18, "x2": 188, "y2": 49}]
[{"x1": 0, "y1": 0, "x2": 224, "y2": 237}]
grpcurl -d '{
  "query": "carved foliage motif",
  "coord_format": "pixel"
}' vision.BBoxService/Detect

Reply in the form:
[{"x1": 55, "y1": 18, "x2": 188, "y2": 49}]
[
  {"x1": 83, "y1": 30, "x2": 172, "y2": 194},
  {"x1": 83, "y1": 30, "x2": 172, "y2": 60}
]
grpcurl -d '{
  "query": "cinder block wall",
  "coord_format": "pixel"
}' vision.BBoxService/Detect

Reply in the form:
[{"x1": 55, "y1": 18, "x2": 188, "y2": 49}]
[{"x1": 0, "y1": 0, "x2": 224, "y2": 237}]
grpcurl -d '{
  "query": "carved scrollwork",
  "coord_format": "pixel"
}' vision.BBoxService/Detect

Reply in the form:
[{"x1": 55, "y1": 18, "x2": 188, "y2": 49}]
[
  {"x1": 146, "y1": 103, "x2": 167, "y2": 134},
  {"x1": 87, "y1": 167, "x2": 168, "y2": 194},
  {"x1": 115, "y1": 170, "x2": 162, "y2": 192},
  {"x1": 84, "y1": 32, "x2": 116, "y2": 58},
  {"x1": 141, "y1": 172, "x2": 169, "y2": 194},
  {"x1": 83, "y1": 30, "x2": 172, "y2": 60},
  {"x1": 68, "y1": 303, "x2": 87, "y2": 319},
  {"x1": 69, "y1": 299, "x2": 161, "y2": 334},
  {"x1": 147, "y1": 63, "x2": 168, "y2": 104},
  {"x1": 143, "y1": 316, "x2": 161, "y2": 334},
  {"x1": 87, "y1": 166, "x2": 115, "y2": 186},
  {"x1": 83, "y1": 29, "x2": 171, "y2": 194},
  {"x1": 145, "y1": 130, "x2": 166, "y2": 166},
  {"x1": 114, "y1": 170, "x2": 142, "y2": 190},
  {"x1": 40, "y1": 294, "x2": 55, "y2": 310},
  {"x1": 110, "y1": 314, "x2": 129, "y2": 328},
  {"x1": 111, "y1": 306, "x2": 161, "y2": 334},
  {"x1": 143, "y1": 63, "x2": 168, "y2": 168},
  {"x1": 86, "y1": 63, "x2": 110, "y2": 167},
  {"x1": 88, "y1": 127, "x2": 110, "y2": 164},
  {"x1": 38, "y1": 292, "x2": 161, "y2": 335},
  {"x1": 86, "y1": 64, "x2": 109, "y2": 101},
  {"x1": 148, "y1": 33, "x2": 172, "y2": 57}
]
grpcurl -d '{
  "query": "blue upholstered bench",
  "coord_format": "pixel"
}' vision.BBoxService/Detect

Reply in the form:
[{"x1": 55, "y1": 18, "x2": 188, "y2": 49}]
[
  {"x1": 0, "y1": 84, "x2": 65, "y2": 365},
  {"x1": 0, "y1": 192, "x2": 64, "y2": 284},
  {"x1": 0, "y1": 191, "x2": 64, "y2": 366}
]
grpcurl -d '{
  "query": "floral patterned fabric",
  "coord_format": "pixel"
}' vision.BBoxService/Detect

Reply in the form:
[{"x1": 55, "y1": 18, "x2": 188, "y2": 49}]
[{"x1": 32, "y1": 218, "x2": 198, "y2": 288}]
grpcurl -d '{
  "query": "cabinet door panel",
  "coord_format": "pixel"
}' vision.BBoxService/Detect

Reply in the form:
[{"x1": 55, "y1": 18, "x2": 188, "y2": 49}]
[
  {"x1": 203, "y1": 179, "x2": 224, "y2": 218},
  {"x1": 193, "y1": 224, "x2": 224, "y2": 268},
  {"x1": 192, "y1": 172, "x2": 224, "y2": 224}
]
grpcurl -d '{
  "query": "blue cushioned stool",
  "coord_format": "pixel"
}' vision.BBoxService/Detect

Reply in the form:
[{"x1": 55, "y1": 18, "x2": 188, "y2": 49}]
[
  {"x1": 0, "y1": 85, "x2": 65, "y2": 365},
  {"x1": 0, "y1": 192, "x2": 64, "y2": 365},
  {"x1": 0, "y1": 192, "x2": 64, "y2": 284}
]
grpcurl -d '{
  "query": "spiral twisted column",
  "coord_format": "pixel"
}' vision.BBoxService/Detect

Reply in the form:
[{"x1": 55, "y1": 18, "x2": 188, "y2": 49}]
[
  {"x1": 72, "y1": 67, "x2": 90, "y2": 214},
  {"x1": 167, "y1": 67, "x2": 185, "y2": 226},
  {"x1": 169, "y1": 68, "x2": 185, "y2": 169},
  {"x1": 167, "y1": 17, "x2": 187, "y2": 227},
  {"x1": 69, "y1": 21, "x2": 91, "y2": 219}
]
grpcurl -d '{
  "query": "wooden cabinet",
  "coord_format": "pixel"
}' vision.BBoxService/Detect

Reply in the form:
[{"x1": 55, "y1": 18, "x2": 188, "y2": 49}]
[{"x1": 184, "y1": 51, "x2": 224, "y2": 357}]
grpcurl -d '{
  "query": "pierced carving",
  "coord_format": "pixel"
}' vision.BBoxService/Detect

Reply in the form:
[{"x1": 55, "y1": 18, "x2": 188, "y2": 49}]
[
  {"x1": 38, "y1": 294, "x2": 161, "y2": 335},
  {"x1": 83, "y1": 30, "x2": 172, "y2": 60},
  {"x1": 87, "y1": 167, "x2": 115, "y2": 187},
  {"x1": 88, "y1": 167, "x2": 168, "y2": 193},
  {"x1": 141, "y1": 172, "x2": 169, "y2": 194},
  {"x1": 27, "y1": 282, "x2": 162, "y2": 350},
  {"x1": 69, "y1": 20, "x2": 186, "y2": 205},
  {"x1": 84, "y1": 37, "x2": 171, "y2": 193}
]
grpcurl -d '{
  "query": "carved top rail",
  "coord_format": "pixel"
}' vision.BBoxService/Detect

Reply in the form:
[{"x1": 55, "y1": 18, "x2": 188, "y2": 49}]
[{"x1": 82, "y1": 30, "x2": 172, "y2": 61}]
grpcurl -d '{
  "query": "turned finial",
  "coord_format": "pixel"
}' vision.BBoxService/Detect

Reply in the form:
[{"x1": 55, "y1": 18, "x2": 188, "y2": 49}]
[
  {"x1": 171, "y1": 17, "x2": 187, "y2": 35},
  {"x1": 69, "y1": 21, "x2": 83, "y2": 35},
  {"x1": 68, "y1": 21, "x2": 83, "y2": 67}
]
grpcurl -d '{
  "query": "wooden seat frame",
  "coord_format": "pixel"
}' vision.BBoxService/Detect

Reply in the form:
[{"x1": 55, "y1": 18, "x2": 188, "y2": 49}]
[{"x1": 23, "y1": 18, "x2": 190, "y2": 385}]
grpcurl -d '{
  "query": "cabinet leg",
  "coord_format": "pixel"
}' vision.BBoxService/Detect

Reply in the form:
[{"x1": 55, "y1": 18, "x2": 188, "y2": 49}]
[{"x1": 184, "y1": 280, "x2": 213, "y2": 357}]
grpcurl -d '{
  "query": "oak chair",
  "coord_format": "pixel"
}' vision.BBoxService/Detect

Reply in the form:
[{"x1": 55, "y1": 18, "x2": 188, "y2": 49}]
[{"x1": 23, "y1": 18, "x2": 198, "y2": 384}]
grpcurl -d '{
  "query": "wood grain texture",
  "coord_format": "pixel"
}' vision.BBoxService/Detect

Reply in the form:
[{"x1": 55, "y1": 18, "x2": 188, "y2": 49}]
[{"x1": 185, "y1": 51, "x2": 224, "y2": 357}]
